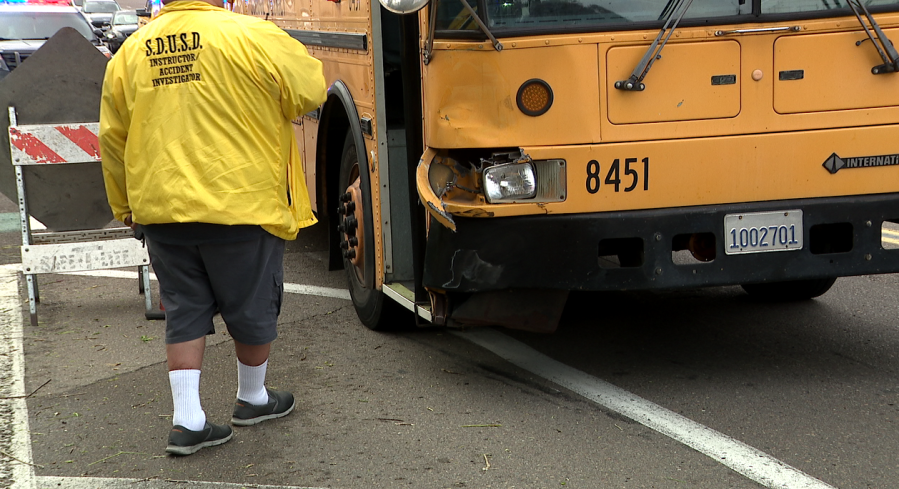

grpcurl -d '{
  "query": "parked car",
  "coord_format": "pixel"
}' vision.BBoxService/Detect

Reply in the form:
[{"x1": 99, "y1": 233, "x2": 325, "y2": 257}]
[
  {"x1": 0, "y1": 4, "x2": 110, "y2": 79},
  {"x1": 81, "y1": 0, "x2": 119, "y2": 28},
  {"x1": 104, "y1": 9, "x2": 137, "y2": 53}
]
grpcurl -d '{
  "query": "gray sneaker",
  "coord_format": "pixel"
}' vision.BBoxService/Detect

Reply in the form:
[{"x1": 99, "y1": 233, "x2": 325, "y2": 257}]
[
  {"x1": 231, "y1": 388, "x2": 295, "y2": 426},
  {"x1": 166, "y1": 422, "x2": 233, "y2": 456}
]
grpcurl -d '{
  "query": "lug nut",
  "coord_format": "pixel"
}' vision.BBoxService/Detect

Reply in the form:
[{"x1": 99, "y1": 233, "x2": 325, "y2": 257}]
[{"x1": 342, "y1": 221, "x2": 356, "y2": 237}]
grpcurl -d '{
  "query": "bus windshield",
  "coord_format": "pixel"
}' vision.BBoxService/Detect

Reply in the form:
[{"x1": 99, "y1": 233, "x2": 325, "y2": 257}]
[{"x1": 436, "y1": 0, "x2": 899, "y2": 33}]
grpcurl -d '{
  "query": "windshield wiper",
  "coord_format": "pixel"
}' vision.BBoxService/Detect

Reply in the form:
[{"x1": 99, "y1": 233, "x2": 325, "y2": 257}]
[
  {"x1": 423, "y1": 0, "x2": 502, "y2": 65},
  {"x1": 847, "y1": 0, "x2": 899, "y2": 74},
  {"x1": 457, "y1": 0, "x2": 502, "y2": 52},
  {"x1": 614, "y1": 0, "x2": 695, "y2": 91}
]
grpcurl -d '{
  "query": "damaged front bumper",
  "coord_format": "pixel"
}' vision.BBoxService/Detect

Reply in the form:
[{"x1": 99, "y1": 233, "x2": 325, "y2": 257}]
[
  {"x1": 416, "y1": 147, "x2": 457, "y2": 231},
  {"x1": 421, "y1": 193, "x2": 899, "y2": 293}
]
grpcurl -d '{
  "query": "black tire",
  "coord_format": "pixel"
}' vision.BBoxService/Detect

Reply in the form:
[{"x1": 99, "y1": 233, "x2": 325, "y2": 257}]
[
  {"x1": 740, "y1": 277, "x2": 837, "y2": 301},
  {"x1": 337, "y1": 131, "x2": 406, "y2": 330}
]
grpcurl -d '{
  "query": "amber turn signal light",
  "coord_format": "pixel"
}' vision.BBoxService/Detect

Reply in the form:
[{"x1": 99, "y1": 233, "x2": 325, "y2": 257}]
[{"x1": 516, "y1": 79, "x2": 553, "y2": 116}]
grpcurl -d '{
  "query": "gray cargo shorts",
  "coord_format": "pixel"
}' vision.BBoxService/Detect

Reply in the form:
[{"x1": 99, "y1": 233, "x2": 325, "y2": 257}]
[{"x1": 146, "y1": 232, "x2": 285, "y2": 345}]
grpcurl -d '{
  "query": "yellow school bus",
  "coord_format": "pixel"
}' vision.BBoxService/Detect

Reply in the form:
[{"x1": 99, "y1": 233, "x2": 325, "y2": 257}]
[{"x1": 232, "y1": 0, "x2": 899, "y2": 332}]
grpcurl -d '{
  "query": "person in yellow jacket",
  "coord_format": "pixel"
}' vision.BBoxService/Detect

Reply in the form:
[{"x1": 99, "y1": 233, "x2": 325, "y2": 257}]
[{"x1": 99, "y1": 0, "x2": 327, "y2": 456}]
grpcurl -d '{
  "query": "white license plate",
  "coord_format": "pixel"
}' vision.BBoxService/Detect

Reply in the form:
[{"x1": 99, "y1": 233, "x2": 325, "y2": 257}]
[{"x1": 724, "y1": 210, "x2": 803, "y2": 255}]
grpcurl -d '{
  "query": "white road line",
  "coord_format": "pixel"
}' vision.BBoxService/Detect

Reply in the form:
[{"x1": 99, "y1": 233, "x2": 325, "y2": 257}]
[
  {"x1": 283, "y1": 283, "x2": 351, "y2": 300},
  {"x1": 453, "y1": 328, "x2": 837, "y2": 489},
  {"x1": 0, "y1": 213, "x2": 19, "y2": 233},
  {"x1": 0, "y1": 267, "x2": 352, "y2": 301},
  {"x1": 0, "y1": 267, "x2": 35, "y2": 489},
  {"x1": 70, "y1": 270, "x2": 352, "y2": 300},
  {"x1": 0, "y1": 214, "x2": 46, "y2": 234},
  {"x1": 0, "y1": 264, "x2": 839, "y2": 488}
]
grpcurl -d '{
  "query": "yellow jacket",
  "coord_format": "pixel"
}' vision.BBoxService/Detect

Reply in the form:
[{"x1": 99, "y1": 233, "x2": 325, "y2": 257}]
[{"x1": 99, "y1": 1, "x2": 327, "y2": 240}]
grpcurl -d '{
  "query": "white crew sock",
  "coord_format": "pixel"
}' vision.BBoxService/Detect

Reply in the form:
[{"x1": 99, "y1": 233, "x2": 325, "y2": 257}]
[
  {"x1": 236, "y1": 360, "x2": 269, "y2": 405},
  {"x1": 169, "y1": 369, "x2": 206, "y2": 431}
]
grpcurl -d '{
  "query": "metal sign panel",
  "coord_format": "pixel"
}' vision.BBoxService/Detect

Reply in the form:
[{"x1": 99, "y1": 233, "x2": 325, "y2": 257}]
[
  {"x1": 9, "y1": 123, "x2": 101, "y2": 165},
  {"x1": 0, "y1": 28, "x2": 112, "y2": 232},
  {"x1": 21, "y1": 239, "x2": 150, "y2": 274}
]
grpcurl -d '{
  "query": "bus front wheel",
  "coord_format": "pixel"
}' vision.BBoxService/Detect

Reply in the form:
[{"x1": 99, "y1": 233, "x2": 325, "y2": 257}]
[
  {"x1": 740, "y1": 277, "x2": 837, "y2": 301},
  {"x1": 336, "y1": 131, "x2": 401, "y2": 330}
]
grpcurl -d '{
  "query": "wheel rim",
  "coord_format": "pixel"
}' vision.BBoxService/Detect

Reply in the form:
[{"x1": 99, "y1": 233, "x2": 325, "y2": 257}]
[{"x1": 338, "y1": 170, "x2": 366, "y2": 283}]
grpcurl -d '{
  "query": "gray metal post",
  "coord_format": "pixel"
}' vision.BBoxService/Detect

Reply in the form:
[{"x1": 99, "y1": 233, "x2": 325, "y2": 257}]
[{"x1": 9, "y1": 107, "x2": 38, "y2": 326}]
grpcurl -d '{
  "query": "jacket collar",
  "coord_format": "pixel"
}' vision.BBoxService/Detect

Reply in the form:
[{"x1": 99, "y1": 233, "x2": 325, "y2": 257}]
[{"x1": 158, "y1": 1, "x2": 223, "y2": 15}]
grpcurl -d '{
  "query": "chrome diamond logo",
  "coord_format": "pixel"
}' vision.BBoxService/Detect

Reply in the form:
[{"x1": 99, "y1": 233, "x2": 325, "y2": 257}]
[
  {"x1": 822, "y1": 153, "x2": 844, "y2": 174},
  {"x1": 823, "y1": 152, "x2": 899, "y2": 174}
]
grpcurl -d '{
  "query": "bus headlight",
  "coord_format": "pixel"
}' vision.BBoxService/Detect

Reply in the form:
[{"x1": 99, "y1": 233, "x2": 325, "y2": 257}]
[{"x1": 483, "y1": 162, "x2": 537, "y2": 203}]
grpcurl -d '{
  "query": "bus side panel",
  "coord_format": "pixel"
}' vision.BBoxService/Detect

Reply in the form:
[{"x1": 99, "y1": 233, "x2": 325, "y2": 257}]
[
  {"x1": 429, "y1": 125, "x2": 899, "y2": 219},
  {"x1": 423, "y1": 45, "x2": 601, "y2": 149},
  {"x1": 773, "y1": 28, "x2": 899, "y2": 114}
]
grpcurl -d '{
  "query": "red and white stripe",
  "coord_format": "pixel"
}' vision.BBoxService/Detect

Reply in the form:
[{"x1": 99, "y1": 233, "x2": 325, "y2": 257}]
[{"x1": 8, "y1": 123, "x2": 101, "y2": 166}]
